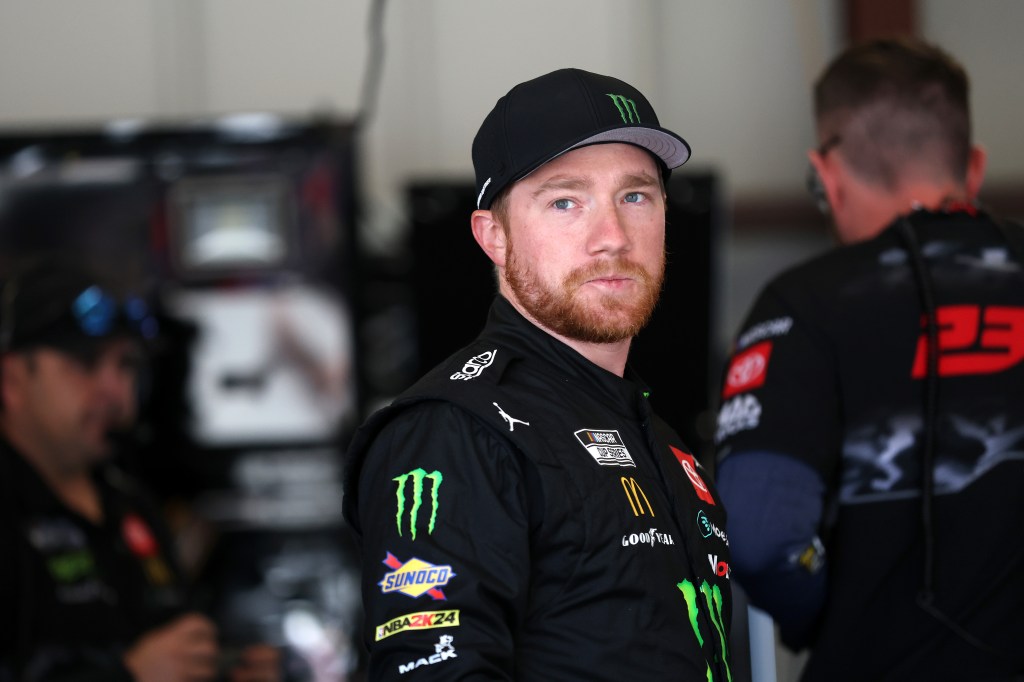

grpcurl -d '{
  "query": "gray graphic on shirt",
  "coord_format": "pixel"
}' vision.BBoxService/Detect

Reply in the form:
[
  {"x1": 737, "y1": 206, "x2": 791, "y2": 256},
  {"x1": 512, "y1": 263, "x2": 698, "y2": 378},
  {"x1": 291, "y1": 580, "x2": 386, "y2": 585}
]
[{"x1": 840, "y1": 414, "x2": 1024, "y2": 504}]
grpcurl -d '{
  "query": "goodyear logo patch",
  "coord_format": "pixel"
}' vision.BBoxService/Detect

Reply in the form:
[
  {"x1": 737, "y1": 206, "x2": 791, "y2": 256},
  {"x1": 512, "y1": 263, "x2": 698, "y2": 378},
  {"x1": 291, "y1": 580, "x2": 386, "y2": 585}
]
[
  {"x1": 574, "y1": 429, "x2": 636, "y2": 467},
  {"x1": 375, "y1": 609, "x2": 460, "y2": 641},
  {"x1": 379, "y1": 552, "x2": 455, "y2": 600}
]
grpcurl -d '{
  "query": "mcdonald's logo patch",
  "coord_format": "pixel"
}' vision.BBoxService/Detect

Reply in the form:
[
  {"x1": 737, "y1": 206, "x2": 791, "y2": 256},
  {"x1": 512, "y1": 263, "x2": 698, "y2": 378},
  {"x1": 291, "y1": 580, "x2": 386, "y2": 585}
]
[{"x1": 621, "y1": 477, "x2": 655, "y2": 517}]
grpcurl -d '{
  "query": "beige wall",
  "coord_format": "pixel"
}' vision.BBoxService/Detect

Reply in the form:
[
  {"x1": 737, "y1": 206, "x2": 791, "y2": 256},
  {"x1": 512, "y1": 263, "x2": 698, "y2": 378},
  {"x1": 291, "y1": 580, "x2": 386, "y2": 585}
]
[{"x1": 3, "y1": 0, "x2": 1021, "y2": 247}]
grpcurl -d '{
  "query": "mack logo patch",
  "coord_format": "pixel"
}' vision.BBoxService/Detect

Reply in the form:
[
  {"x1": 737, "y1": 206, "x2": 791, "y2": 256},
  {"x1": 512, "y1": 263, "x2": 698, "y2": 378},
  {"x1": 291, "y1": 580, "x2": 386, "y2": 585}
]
[
  {"x1": 379, "y1": 553, "x2": 455, "y2": 600},
  {"x1": 375, "y1": 609, "x2": 460, "y2": 641},
  {"x1": 575, "y1": 429, "x2": 636, "y2": 467},
  {"x1": 450, "y1": 349, "x2": 497, "y2": 380},
  {"x1": 723, "y1": 341, "x2": 772, "y2": 398},
  {"x1": 398, "y1": 635, "x2": 457, "y2": 674},
  {"x1": 670, "y1": 446, "x2": 715, "y2": 505}
]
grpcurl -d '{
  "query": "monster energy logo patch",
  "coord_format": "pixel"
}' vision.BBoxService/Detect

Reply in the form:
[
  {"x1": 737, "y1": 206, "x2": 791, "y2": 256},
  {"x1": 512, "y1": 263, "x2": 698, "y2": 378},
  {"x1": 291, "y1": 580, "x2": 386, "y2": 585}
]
[
  {"x1": 607, "y1": 93, "x2": 641, "y2": 123},
  {"x1": 394, "y1": 468, "x2": 443, "y2": 540},
  {"x1": 678, "y1": 578, "x2": 732, "y2": 681}
]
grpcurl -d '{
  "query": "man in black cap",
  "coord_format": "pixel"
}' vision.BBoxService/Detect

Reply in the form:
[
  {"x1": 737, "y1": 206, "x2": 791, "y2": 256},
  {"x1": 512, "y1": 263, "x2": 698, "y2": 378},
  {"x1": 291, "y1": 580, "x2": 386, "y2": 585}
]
[
  {"x1": 343, "y1": 69, "x2": 732, "y2": 680},
  {"x1": 0, "y1": 257, "x2": 277, "y2": 681}
]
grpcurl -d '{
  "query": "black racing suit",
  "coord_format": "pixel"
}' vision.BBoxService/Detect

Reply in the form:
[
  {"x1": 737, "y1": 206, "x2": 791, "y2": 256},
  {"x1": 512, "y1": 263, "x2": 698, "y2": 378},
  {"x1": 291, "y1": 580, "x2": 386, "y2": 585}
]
[
  {"x1": 715, "y1": 207, "x2": 1024, "y2": 681},
  {"x1": 0, "y1": 439, "x2": 188, "y2": 681},
  {"x1": 344, "y1": 296, "x2": 733, "y2": 681}
]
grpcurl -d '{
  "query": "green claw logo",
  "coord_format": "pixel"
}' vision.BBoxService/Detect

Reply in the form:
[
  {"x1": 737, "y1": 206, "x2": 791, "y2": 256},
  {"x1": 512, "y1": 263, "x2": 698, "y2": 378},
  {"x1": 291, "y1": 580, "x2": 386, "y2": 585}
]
[{"x1": 393, "y1": 468, "x2": 443, "y2": 540}]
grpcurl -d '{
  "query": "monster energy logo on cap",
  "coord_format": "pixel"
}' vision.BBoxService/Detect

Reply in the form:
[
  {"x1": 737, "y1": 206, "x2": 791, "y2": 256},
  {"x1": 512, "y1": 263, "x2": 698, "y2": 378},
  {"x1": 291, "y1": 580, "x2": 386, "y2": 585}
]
[
  {"x1": 607, "y1": 93, "x2": 641, "y2": 123},
  {"x1": 394, "y1": 468, "x2": 443, "y2": 540}
]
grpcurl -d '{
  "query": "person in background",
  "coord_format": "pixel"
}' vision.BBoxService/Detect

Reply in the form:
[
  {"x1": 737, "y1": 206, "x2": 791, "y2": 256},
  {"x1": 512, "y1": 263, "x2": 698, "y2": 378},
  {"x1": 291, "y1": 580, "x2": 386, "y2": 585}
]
[
  {"x1": 0, "y1": 256, "x2": 279, "y2": 681},
  {"x1": 715, "y1": 36, "x2": 1024, "y2": 681},
  {"x1": 343, "y1": 68, "x2": 732, "y2": 680}
]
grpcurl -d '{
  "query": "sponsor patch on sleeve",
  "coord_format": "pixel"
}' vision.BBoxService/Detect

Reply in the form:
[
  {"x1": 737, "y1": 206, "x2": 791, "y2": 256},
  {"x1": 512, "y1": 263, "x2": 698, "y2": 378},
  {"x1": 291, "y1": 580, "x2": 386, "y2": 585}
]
[
  {"x1": 669, "y1": 446, "x2": 715, "y2": 505},
  {"x1": 375, "y1": 609, "x2": 461, "y2": 641},
  {"x1": 722, "y1": 341, "x2": 772, "y2": 398},
  {"x1": 379, "y1": 553, "x2": 456, "y2": 600},
  {"x1": 574, "y1": 429, "x2": 636, "y2": 467}
]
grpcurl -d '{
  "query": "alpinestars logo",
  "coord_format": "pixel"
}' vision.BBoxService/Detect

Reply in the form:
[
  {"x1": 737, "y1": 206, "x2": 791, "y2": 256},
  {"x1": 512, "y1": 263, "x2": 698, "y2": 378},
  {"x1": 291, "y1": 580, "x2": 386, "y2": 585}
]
[
  {"x1": 450, "y1": 349, "x2": 497, "y2": 380},
  {"x1": 575, "y1": 429, "x2": 636, "y2": 467},
  {"x1": 607, "y1": 93, "x2": 641, "y2": 123},
  {"x1": 393, "y1": 468, "x2": 442, "y2": 540},
  {"x1": 398, "y1": 635, "x2": 458, "y2": 674},
  {"x1": 379, "y1": 553, "x2": 455, "y2": 600}
]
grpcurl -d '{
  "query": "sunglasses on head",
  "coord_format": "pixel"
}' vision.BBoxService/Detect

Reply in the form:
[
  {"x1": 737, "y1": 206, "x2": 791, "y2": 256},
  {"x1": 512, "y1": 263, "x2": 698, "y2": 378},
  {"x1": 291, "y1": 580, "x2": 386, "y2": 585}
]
[{"x1": 1, "y1": 279, "x2": 159, "y2": 354}]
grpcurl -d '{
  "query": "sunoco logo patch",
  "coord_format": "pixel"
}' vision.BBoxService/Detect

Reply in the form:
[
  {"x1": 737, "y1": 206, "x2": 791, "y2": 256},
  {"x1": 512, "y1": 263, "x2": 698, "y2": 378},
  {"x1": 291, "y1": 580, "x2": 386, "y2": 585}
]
[
  {"x1": 379, "y1": 552, "x2": 455, "y2": 600},
  {"x1": 575, "y1": 429, "x2": 636, "y2": 467},
  {"x1": 375, "y1": 609, "x2": 460, "y2": 641}
]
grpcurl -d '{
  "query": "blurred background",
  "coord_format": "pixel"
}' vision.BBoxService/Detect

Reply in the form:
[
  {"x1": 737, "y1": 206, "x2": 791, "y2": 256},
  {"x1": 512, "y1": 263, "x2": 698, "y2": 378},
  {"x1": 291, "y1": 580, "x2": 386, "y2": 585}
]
[{"x1": 1, "y1": 1, "x2": 1022, "y2": 680}]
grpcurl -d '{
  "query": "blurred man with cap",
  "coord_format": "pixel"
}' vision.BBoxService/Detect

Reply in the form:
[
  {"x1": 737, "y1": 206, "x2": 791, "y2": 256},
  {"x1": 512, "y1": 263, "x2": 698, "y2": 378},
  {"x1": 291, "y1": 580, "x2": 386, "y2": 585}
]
[
  {"x1": 343, "y1": 68, "x2": 732, "y2": 680},
  {"x1": 0, "y1": 257, "x2": 277, "y2": 681}
]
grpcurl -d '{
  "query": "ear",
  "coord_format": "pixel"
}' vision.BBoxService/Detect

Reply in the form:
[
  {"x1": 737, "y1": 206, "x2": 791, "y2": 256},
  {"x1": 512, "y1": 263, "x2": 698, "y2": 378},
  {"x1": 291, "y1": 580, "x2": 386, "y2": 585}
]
[
  {"x1": 808, "y1": 148, "x2": 842, "y2": 215},
  {"x1": 0, "y1": 353, "x2": 27, "y2": 412},
  {"x1": 471, "y1": 209, "x2": 507, "y2": 268},
  {"x1": 965, "y1": 144, "x2": 987, "y2": 200}
]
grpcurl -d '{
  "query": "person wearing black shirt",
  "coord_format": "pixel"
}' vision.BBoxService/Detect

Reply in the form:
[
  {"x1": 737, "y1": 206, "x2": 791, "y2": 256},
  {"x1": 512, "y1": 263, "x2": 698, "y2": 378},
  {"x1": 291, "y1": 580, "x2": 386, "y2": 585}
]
[
  {"x1": 0, "y1": 258, "x2": 278, "y2": 682},
  {"x1": 716, "y1": 37, "x2": 1024, "y2": 681},
  {"x1": 344, "y1": 69, "x2": 733, "y2": 680}
]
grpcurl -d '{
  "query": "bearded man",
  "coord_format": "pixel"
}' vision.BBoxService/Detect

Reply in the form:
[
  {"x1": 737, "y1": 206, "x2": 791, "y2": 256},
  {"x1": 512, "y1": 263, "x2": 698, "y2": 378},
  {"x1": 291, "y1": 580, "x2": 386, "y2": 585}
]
[{"x1": 343, "y1": 68, "x2": 732, "y2": 681}]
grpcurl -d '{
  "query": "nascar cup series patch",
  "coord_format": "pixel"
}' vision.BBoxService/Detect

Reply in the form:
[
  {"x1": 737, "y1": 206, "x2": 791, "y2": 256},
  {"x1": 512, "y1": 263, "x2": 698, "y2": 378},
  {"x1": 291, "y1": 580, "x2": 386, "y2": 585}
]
[{"x1": 574, "y1": 429, "x2": 636, "y2": 467}]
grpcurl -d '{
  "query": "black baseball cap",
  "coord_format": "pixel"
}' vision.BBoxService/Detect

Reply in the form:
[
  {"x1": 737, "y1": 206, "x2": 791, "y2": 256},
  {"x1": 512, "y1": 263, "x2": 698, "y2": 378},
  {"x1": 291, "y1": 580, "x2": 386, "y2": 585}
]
[
  {"x1": 471, "y1": 68, "x2": 690, "y2": 210},
  {"x1": 0, "y1": 257, "x2": 158, "y2": 362}
]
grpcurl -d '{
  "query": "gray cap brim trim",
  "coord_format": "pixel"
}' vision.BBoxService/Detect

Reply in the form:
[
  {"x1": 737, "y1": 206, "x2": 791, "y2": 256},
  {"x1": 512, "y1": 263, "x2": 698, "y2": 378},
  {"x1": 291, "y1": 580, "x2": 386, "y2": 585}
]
[{"x1": 567, "y1": 127, "x2": 690, "y2": 169}]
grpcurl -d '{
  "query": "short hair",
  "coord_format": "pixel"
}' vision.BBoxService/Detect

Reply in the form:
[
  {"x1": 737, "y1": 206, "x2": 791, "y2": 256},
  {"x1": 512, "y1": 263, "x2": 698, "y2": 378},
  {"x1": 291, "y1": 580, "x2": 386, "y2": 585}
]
[{"x1": 813, "y1": 37, "x2": 971, "y2": 189}]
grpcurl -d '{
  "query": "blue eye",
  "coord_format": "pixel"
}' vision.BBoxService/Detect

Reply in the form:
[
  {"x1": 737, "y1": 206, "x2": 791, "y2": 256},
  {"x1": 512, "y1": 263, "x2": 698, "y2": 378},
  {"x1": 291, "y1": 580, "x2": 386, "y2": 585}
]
[
  {"x1": 624, "y1": 192, "x2": 644, "y2": 204},
  {"x1": 553, "y1": 198, "x2": 575, "y2": 210}
]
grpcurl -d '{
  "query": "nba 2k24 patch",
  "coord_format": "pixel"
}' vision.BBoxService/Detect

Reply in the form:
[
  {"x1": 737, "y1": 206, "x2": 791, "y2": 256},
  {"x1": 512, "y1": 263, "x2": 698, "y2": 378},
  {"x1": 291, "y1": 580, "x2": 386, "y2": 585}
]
[
  {"x1": 375, "y1": 609, "x2": 460, "y2": 641},
  {"x1": 575, "y1": 429, "x2": 636, "y2": 467}
]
